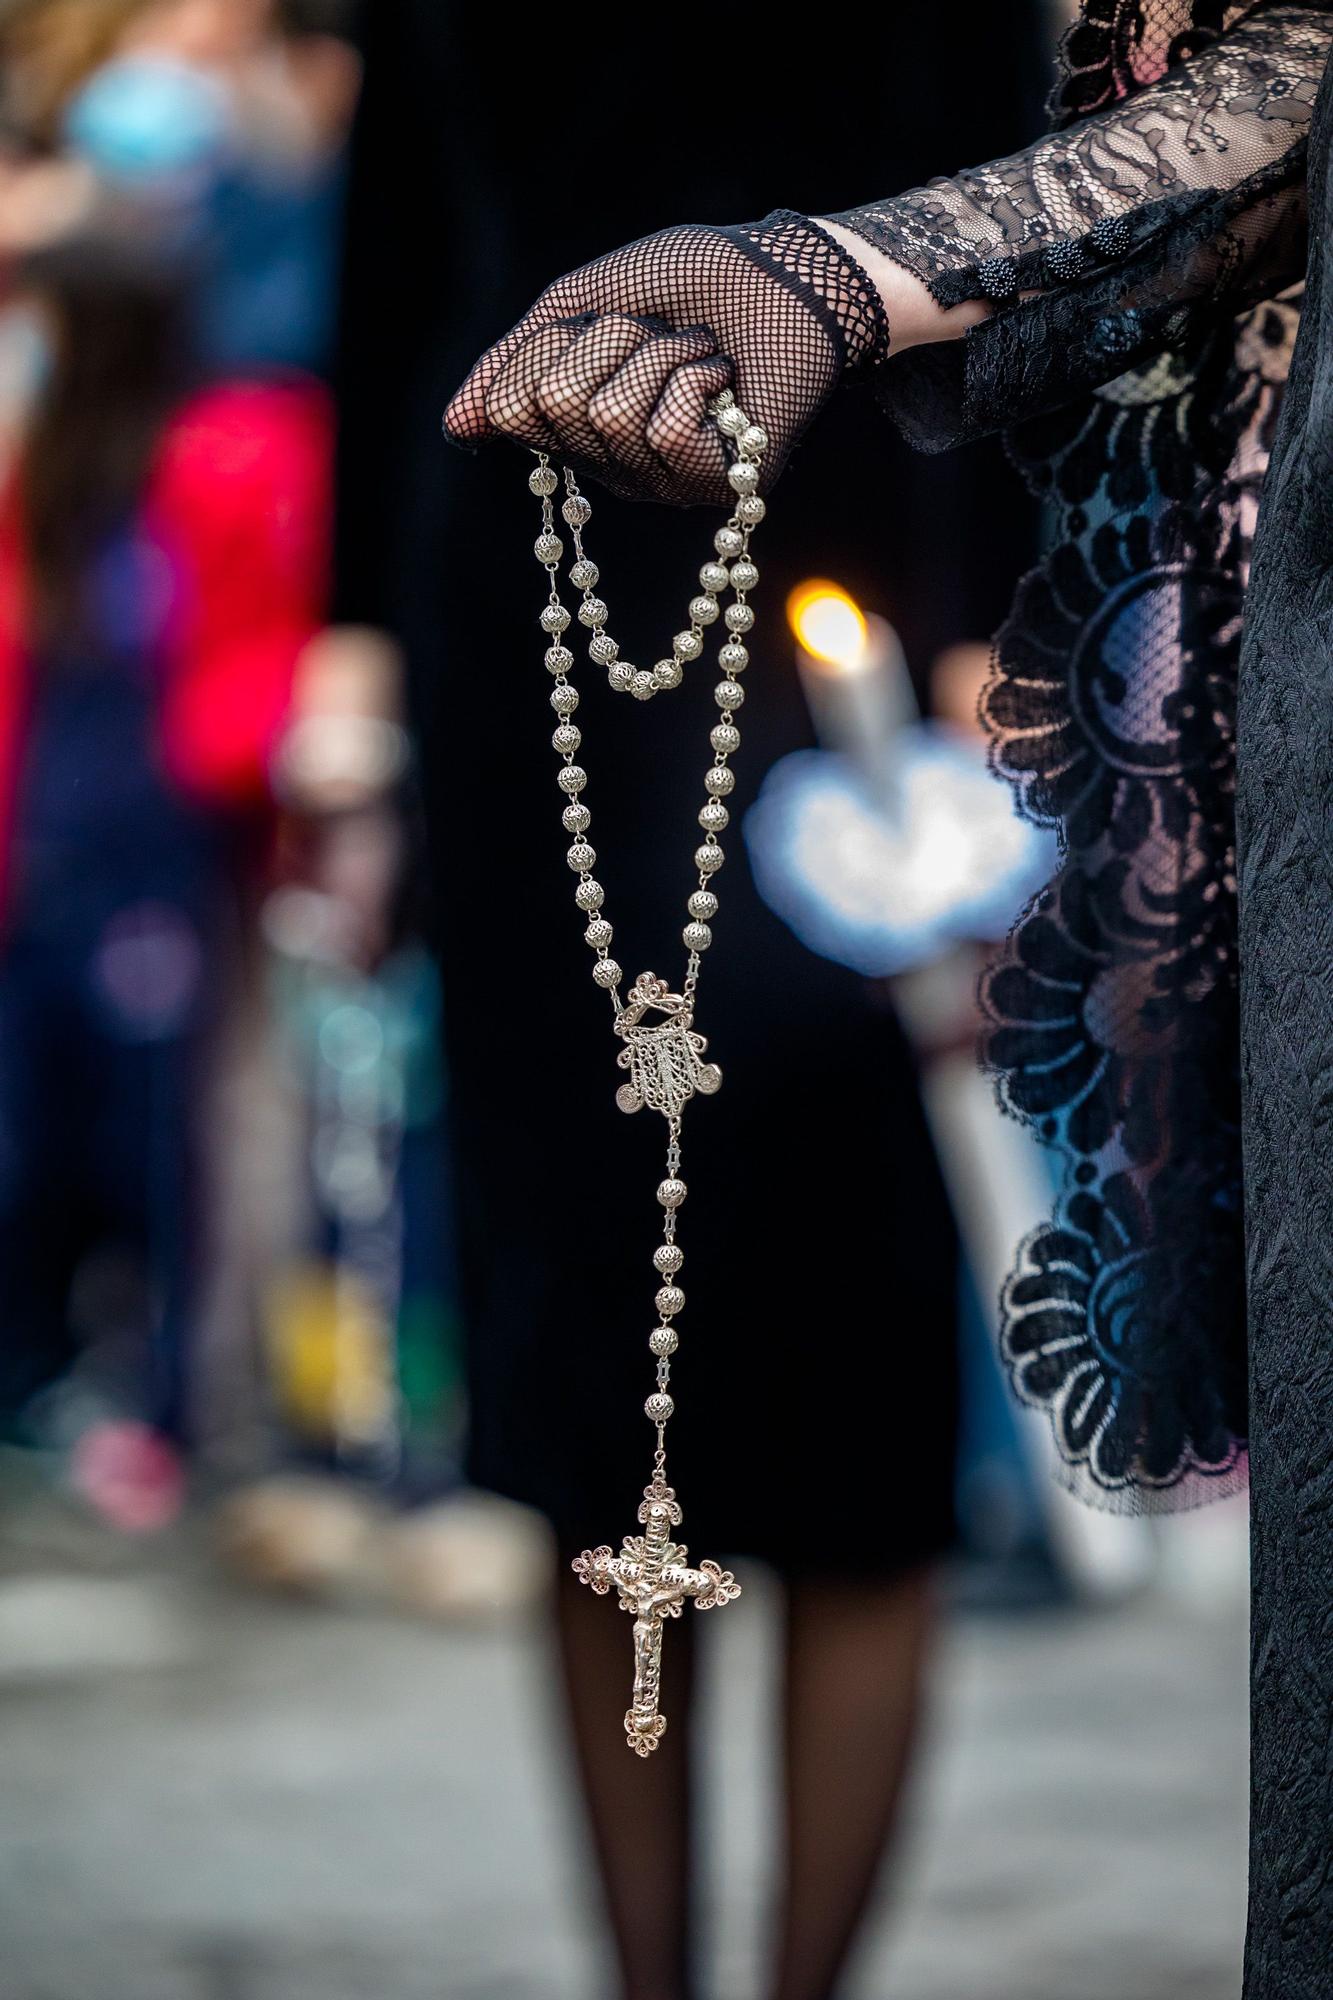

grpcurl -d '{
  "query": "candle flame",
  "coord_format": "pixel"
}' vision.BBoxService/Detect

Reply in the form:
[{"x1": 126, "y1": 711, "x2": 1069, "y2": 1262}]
[{"x1": 786, "y1": 579, "x2": 868, "y2": 676}]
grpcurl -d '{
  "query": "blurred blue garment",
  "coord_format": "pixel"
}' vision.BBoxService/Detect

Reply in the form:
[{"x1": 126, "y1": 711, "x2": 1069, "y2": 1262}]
[{"x1": 64, "y1": 56, "x2": 232, "y2": 189}]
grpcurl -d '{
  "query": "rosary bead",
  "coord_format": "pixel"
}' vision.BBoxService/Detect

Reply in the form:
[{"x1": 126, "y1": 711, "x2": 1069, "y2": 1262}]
[
  {"x1": 534, "y1": 532, "x2": 563, "y2": 564},
  {"x1": 561, "y1": 494, "x2": 592, "y2": 526},
  {"x1": 695, "y1": 842, "x2": 725, "y2": 875},
  {"x1": 588, "y1": 633, "x2": 618, "y2": 664},
  {"x1": 704, "y1": 766, "x2": 735, "y2": 796},
  {"x1": 683, "y1": 921, "x2": 712, "y2": 951},
  {"x1": 710, "y1": 723, "x2": 740, "y2": 754},
  {"x1": 688, "y1": 890, "x2": 718, "y2": 920},
  {"x1": 727, "y1": 461, "x2": 759, "y2": 496},
  {"x1": 563, "y1": 802, "x2": 591, "y2": 834},
  {"x1": 584, "y1": 917, "x2": 613, "y2": 948},
  {"x1": 717, "y1": 405, "x2": 747, "y2": 437},
  {"x1": 655, "y1": 1286, "x2": 685, "y2": 1317},
  {"x1": 657, "y1": 1177, "x2": 687, "y2": 1208},
  {"x1": 550, "y1": 684, "x2": 579, "y2": 714},
  {"x1": 714, "y1": 526, "x2": 744, "y2": 558},
  {"x1": 528, "y1": 464, "x2": 558, "y2": 496},
  {"x1": 729, "y1": 559, "x2": 759, "y2": 591},
  {"x1": 630, "y1": 671, "x2": 657, "y2": 701},
  {"x1": 673, "y1": 630, "x2": 704, "y2": 661},
  {"x1": 575, "y1": 878, "x2": 605, "y2": 910},
  {"x1": 724, "y1": 603, "x2": 755, "y2": 634},
  {"x1": 557, "y1": 765, "x2": 587, "y2": 794},
  {"x1": 699, "y1": 562, "x2": 730, "y2": 593},
  {"x1": 735, "y1": 495, "x2": 766, "y2": 524},
  {"x1": 552, "y1": 724, "x2": 582, "y2": 755},
  {"x1": 649, "y1": 1328, "x2": 679, "y2": 1358},
  {"x1": 569, "y1": 558, "x2": 599, "y2": 589},
  {"x1": 607, "y1": 663, "x2": 635, "y2": 691},
  {"x1": 715, "y1": 679, "x2": 745, "y2": 709},
  {"x1": 578, "y1": 596, "x2": 609, "y2": 628},
  {"x1": 545, "y1": 644, "x2": 574, "y2": 674},
  {"x1": 645, "y1": 1392, "x2": 675, "y2": 1423},
  {"x1": 566, "y1": 840, "x2": 596, "y2": 871},
  {"x1": 698, "y1": 800, "x2": 729, "y2": 831},
  {"x1": 718, "y1": 642, "x2": 748, "y2": 672},
  {"x1": 652, "y1": 658, "x2": 684, "y2": 690},
  {"x1": 540, "y1": 604, "x2": 570, "y2": 634},
  {"x1": 739, "y1": 424, "x2": 768, "y2": 455},
  {"x1": 688, "y1": 594, "x2": 720, "y2": 625},
  {"x1": 592, "y1": 957, "x2": 622, "y2": 988},
  {"x1": 654, "y1": 1243, "x2": 684, "y2": 1274}
]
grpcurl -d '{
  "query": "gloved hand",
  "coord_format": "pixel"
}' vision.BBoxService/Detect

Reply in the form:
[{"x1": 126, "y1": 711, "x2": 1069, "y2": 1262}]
[{"x1": 443, "y1": 210, "x2": 888, "y2": 505}]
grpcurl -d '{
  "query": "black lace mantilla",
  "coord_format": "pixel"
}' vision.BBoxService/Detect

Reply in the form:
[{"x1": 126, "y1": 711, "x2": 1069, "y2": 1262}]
[{"x1": 834, "y1": 0, "x2": 1332, "y2": 1506}]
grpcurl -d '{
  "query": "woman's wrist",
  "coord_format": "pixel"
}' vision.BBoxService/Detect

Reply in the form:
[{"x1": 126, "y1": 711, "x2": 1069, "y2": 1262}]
[{"x1": 816, "y1": 216, "x2": 990, "y2": 354}]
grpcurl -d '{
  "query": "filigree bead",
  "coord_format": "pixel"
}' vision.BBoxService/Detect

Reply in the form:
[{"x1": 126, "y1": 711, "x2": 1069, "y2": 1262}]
[
  {"x1": 649, "y1": 1328, "x2": 678, "y2": 1357},
  {"x1": 540, "y1": 604, "x2": 570, "y2": 634},
  {"x1": 717, "y1": 405, "x2": 746, "y2": 437},
  {"x1": 715, "y1": 679, "x2": 745, "y2": 709},
  {"x1": 589, "y1": 633, "x2": 619, "y2": 664},
  {"x1": 552, "y1": 724, "x2": 581, "y2": 755},
  {"x1": 698, "y1": 801, "x2": 729, "y2": 831},
  {"x1": 683, "y1": 922, "x2": 712, "y2": 951},
  {"x1": 529, "y1": 464, "x2": 558, "y2": 496},
  {"x1": 584, "y1": 918, "x2": 613, "y2": 948},
  {"x1": 724, "y1": 603, "x2": 754, "y2": 634},
  {"x1": 592, "y1": 957, "x2": 622, "y2": 988},
  {"x1": 688, "y1": 594, "x2": 720, "y2": 625},
  {"x1": 645, "y1": 1392, "x2": 675, "y2": 1422},
  {"x1": 566, "y1": 840, "x2": 595, "y2": 871},
  {"x1": 557, "y1": 765, "x2": 587, "y2": 793},
  {"x1": 714, "y1": 526, "x2": 744, "y2": 557},
  {"x1": 608, "y1": 663, "x2": 635, "y2": 691},
  {"x1": 545, "y1": 644, "x2": 573, "y2": 674},
  {"x1": 561, "y1": 494, "x2": 592, "y2": 526},
  {"x1": 688, "y1": 890, "x2": 718, "y2": 920},
  {"x1": 534, "y1": 532, "x2": 563, "y2": 564},
  {"x1": 575, "y1": 879, "x2": 605, "y2": 910},
  {"x1": 563, "y1": 803, "x2": 591, "y2": 833},
  {"x1": 695, "y1": 842, "x2": 724, "y2": 875},
  {"x1": 739, "y1": 424, "x2": 767, "y2": 455},
  {"x1": 699, "y1": 563, "x2": 729, "y2": 593},
  {"x1": 630, "y1": 671, "x2": 656, "y2": 700},
  {"x1": 654, "y1": 1243, "x2": 684, "y2": 1274},
  {"x1": 704, "y1": 766, "x2": 735, "y2": 796},
  {"x1": 657, "y1": 1177, "x2": 687, "y2": 1208},
  {"x1": 729, "y1": 560, "x2": 758, "y2": 591},
  {"x1": 570, "y1": 559, "x2": 599, "y2": 589},
  {"x1": 673, "y1": 630, "x2": 704, "y2": 661},
  {"x1": 578, "y1": 596, "x2": 608, "y2": 628},
  {"x1": 550, "y1": 684, "x2": 579, "y2": 713},
  {"x1": 711, "y1": 723, "x2": 739, "y2": 753},
  {"x1": 736, "y1": 495, "x2": 765, "y2": 523},
  {"x1": 653, "y1": 658, "x2": 684, "y2": 690},
  {"x1": 719, "y1": 642, "x2": 748, "y2": 672},
  {"x1": 655, "y1": 1286, "x2": 685, "y2": 1317},
  {"x1": 727, "y1": 461, "x2": 759, "y2": 495}
]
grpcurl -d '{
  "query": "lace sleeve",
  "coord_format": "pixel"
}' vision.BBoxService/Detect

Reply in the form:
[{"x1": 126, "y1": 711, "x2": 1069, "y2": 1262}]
[{"x1": 829, "y1": 2, "x2": 1332, "y2": 449}]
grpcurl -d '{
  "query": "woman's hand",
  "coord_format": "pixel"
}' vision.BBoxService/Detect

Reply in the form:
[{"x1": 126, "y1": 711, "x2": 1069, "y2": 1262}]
[{"x1": 443, "y1": 212, "x2": 889, "y2": 506}]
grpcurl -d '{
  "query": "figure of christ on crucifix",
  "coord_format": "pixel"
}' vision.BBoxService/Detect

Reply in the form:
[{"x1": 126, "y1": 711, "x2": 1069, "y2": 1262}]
[{"x1": 572, "y1": 1480, "x2": 741, "y2": 1755}]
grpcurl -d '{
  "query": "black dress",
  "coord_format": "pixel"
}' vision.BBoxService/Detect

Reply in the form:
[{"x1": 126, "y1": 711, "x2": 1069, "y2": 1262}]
[{"x1": 823, "y1": 3, "x2": 1332, "y2": 1988}]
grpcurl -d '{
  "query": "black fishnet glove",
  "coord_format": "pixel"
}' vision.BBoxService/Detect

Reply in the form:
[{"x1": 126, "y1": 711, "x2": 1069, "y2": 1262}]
[{"x1": 443, "y1": 210, "x2": 888, "y2": 505}]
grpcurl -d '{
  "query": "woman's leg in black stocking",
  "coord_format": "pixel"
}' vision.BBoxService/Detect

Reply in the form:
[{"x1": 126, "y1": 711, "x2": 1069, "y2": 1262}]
[
  {"x1": 554, "y1": 1552, "x2": 698, "y2": 2000},
  {"x1": 769, "y1": 1567, "x2": 936, "y2": 2000}
]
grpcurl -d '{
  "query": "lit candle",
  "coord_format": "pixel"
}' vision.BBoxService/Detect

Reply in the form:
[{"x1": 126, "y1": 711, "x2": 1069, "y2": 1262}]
[{"x1": 787, "y1": 580, "x2": 915, "y2": 812}]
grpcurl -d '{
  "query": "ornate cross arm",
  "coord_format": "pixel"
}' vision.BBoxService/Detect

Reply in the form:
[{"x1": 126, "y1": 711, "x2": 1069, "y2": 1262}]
[{"x1": 572, "y1": 1481, "x2": 741, "y2": 1755}]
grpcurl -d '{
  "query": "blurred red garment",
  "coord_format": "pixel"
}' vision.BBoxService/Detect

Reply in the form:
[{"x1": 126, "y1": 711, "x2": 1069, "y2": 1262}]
[{"x1": 0, "y1": 375, "x2": 333, "y2": 914}]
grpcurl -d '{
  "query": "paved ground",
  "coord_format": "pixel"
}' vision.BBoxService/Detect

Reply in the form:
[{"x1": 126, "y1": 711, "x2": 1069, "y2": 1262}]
[{"x1": 0, "y1": 1493, "x2": 1248, "y2": 2000}]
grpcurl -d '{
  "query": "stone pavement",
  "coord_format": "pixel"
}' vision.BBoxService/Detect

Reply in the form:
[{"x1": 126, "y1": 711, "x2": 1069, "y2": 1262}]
[{"x1": 0, "y1": 1510, "x2": 1247, "y2": 2000}]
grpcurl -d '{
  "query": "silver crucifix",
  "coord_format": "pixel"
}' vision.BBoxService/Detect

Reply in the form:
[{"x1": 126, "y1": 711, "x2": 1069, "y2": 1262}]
[{"x1": 572, "y1": 1480, "x2": 741, "y2": 1755}]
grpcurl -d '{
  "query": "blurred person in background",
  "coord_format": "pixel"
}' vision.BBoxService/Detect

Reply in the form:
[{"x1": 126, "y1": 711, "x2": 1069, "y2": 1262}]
[
  {"x1": 0, "y1": 222, "x2": 333, "y2": 1527},
  {"x1": 446, "y1": 1, "x2": 1333, "y2": 1993}
]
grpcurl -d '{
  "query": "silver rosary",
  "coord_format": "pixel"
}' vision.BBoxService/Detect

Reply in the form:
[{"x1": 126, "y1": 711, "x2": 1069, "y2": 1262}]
[{"x1": 529, "y1": 392, "x2": 765, "y2": 1753}]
